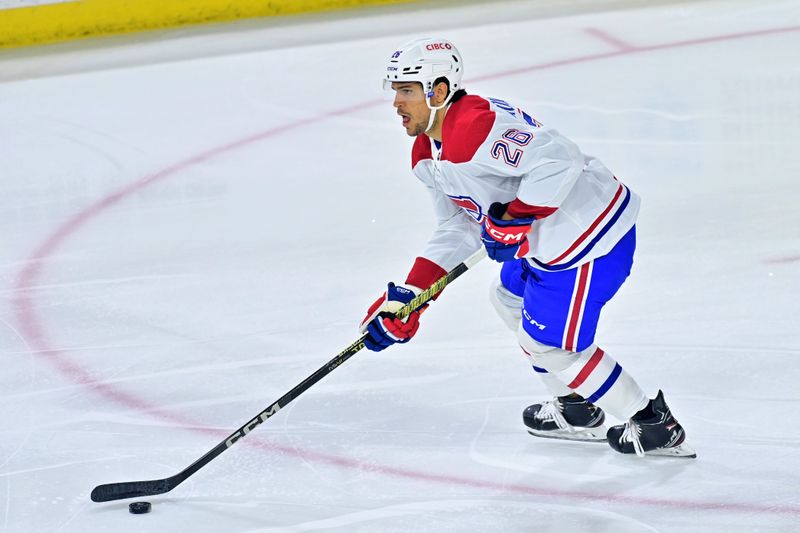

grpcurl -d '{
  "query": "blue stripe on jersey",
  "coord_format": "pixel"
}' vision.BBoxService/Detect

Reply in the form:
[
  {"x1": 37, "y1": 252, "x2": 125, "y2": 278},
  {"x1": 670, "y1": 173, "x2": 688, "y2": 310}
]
[
  {"x1": 532, "y1": 365, "x2": 548, "y2": 373},
  {"x1": 586, "y1": 363, "x2": 622, "y2": 403},
  {"x1": 532, "y1": 187, "x2": 632, "y2": 272}
]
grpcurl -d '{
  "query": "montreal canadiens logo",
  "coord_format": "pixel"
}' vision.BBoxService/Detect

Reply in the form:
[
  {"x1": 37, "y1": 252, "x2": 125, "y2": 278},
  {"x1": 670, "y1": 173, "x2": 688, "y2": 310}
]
[{"x1": 447, "y1": 195, "x2": 484, "y2": 223}]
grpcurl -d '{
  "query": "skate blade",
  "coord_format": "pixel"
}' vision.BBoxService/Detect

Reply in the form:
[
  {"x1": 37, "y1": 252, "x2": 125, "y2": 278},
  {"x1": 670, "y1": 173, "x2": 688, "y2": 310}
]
[
  {"x1": 526, "y1": 426, "x2": 607, "y2": 443},
  {"x1": 644, "y1": 442, "x2": 697, "y2": 459}
]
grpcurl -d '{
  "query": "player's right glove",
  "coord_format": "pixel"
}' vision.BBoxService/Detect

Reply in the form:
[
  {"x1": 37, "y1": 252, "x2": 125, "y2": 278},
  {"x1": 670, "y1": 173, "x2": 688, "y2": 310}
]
[
  {"x1": 359, "y1": 282, "x2": 427, "y2": 352},
  {"x1": 481, "y1": 202, "x2": 535, "y2": 262}
]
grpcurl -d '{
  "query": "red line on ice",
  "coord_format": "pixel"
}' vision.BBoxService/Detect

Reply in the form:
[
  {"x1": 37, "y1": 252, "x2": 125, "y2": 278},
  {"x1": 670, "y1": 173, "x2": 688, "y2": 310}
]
[
  {"x1": 471, "y1": 25, "x2": 800, "y2": 83},
  {"x1": 11, "y1": 24, "x2": 800, "y2": 516},
  {"x1": 766, "y1": 254, "x2": 800, "y2": 264},
  {"x1": 583, "y1": 27, "x2": 637, "y2": 51}
]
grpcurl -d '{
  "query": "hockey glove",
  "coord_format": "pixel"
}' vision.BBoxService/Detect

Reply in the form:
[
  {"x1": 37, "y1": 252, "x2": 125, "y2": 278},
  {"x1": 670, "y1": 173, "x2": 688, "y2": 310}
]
[
  {"x1": 481, "y1": 202, "x2": 535, "y2": 262},
  {"x1": 360, "y1": 282, "x2": 427, "y2": 352}
]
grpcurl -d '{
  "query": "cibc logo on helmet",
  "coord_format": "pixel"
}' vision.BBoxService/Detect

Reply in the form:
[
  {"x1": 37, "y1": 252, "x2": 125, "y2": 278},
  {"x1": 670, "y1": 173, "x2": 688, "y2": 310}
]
[{"x1": 425, "y1": 42, "x2": 452, "y2": 51}]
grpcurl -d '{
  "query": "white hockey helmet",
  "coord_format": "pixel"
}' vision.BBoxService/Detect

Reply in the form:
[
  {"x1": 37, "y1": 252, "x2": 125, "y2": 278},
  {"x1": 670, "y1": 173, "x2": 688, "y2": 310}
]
[{"x1": 383, "y1": 37, "x2": 464, "y2": 108}]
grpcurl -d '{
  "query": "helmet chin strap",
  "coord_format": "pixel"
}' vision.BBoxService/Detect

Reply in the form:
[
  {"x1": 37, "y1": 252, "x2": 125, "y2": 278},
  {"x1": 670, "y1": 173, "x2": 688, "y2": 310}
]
[{"x1": 424, "y1": 92, "x2": 453, "y2": 133}]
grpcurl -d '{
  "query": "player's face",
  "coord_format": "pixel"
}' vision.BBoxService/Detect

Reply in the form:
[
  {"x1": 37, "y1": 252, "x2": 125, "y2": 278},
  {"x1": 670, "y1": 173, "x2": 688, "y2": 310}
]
[{"x1": 391, "y1": 82, "x2": 430, "y2": 137}]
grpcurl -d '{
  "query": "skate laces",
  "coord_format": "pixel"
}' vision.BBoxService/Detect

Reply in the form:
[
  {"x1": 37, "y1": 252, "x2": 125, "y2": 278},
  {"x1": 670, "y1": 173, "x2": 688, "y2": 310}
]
[
  {"x1": 620, "y1": 420, "x2": 645, "y2": 457},
  {"x1": 536, "y1": 400, "x2": 571, "y2": 431}
]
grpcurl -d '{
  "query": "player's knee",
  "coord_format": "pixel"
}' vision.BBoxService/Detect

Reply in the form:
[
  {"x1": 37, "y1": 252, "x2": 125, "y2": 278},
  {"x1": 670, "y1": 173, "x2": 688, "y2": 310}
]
[
  {"x1": 489, "y1": 278, "x2": 522, "y2": 332},
  {"x1": 517, "y1": 326, "x2": 578, "y2": 372}
]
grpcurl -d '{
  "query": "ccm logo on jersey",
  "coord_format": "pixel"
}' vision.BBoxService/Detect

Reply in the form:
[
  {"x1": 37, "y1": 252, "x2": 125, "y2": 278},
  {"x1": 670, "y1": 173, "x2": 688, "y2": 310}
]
[
  {"x1": 447, "y1": 195, "x2": 484, "y2": 223},
  {"x1": 426, "y1": 42, "x2": 453, "y2": 51}
]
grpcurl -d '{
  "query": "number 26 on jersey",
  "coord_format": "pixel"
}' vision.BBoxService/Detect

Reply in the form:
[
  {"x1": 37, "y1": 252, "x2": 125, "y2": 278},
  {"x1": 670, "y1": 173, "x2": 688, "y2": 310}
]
[{"x1": 491, "y1": 128, "x2": 533, "y2": 167}]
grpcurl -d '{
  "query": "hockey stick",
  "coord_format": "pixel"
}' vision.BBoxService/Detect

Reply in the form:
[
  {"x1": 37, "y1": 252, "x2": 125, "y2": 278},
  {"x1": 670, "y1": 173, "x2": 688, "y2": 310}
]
[{"x1": 90, "y1": 248, "x2": 487, "y2": 502}]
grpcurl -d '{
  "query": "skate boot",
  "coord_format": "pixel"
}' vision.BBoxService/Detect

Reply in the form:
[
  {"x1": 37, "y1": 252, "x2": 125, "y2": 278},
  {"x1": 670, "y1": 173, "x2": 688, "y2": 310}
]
[
  {"x1": 607, "y1": 390, "x2": 696, "y2": 458},
  {"x1": 523, "y1": 394, "x2": 607, "y2": 442}
]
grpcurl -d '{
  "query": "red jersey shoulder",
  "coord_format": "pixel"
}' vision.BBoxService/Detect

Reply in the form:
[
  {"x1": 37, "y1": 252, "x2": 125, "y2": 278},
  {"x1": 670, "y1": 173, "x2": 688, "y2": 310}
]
[
  {"x1": 411, "y1": 134, "x2": 433, "y2": 169},
  {"x1": 441, "y1": 95, "x2": 496, "y2": 164}
]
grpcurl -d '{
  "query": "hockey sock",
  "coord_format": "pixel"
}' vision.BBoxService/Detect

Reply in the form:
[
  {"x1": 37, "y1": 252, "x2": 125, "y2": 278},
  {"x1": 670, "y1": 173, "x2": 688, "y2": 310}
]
[
  {"x1": 521, "y1": 346, "x2": 574, "y2": 397},
  {"x1": 534, "y1": 364, "x2": 575, "y2": 397},
  {"x1": 552, "y1": 345, "x2": 648, "y2": 420}
]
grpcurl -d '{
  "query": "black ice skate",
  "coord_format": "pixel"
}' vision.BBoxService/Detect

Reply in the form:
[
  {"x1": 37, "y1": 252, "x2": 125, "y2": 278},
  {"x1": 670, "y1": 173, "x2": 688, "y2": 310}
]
[
  {"x1": 607, "y1": 390, "x2": 696, "y2": 458},
  {"x1": 523, "y1": 394, "x2": 607, "y2": 442}
]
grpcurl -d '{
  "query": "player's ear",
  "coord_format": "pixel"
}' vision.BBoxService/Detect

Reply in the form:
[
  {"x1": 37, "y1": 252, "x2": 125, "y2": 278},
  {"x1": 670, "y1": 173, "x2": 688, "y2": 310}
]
[{"x1": 432, "y1": 81, "x2": 449, "y2": 106}]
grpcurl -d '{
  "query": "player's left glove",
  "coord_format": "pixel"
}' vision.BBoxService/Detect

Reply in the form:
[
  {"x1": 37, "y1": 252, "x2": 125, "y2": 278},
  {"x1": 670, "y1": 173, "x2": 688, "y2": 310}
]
[
  {"x1": 481, "y1": 202, "x2": 535, "y2": 262},
  {"x1": 359, "y1": 283, "x2": 427, "y2": 352}
]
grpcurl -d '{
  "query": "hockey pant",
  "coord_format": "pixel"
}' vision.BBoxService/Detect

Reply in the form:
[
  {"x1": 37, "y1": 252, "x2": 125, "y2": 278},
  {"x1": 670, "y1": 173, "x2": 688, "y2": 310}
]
[{"x1": 490, "y1": 226, "x2": 647, "y2": 420}]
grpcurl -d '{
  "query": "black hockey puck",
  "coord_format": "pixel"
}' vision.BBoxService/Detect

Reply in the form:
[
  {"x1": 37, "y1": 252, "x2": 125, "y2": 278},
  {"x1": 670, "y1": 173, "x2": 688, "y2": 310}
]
[{"x1": 129, "y1": 501, "x2": 151, "y2": 514}]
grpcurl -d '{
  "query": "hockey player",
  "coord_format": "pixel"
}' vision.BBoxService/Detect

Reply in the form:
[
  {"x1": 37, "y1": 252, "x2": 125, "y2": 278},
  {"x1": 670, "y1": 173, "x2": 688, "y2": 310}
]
[{"x1": 359, "y1": 38, "x2": 694, "y2": 458}]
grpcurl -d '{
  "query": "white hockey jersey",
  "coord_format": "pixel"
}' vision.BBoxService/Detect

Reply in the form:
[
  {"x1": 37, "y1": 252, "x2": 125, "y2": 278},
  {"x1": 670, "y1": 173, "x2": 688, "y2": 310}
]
[{"x1": 411, "y1": 94, "x2": 639, "y2": 273}]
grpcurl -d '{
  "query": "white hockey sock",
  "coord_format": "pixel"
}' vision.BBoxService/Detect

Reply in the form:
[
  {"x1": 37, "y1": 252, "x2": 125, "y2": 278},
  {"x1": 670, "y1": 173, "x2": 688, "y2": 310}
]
[
  {"x1": 553, "y1": 345, "x2": 648, "y2": 420},
  {"x1": 534, "y1": 366, "x2": 575, "y2": 397},
  {"x1": 495, "y1": 281, "x2": 574, "y2": 396},
  {"x1": 519, "y1": 329, "x2": 648, "y2": 420},
  {"x1": 521, "y1": 347, "x2": 573, "y2": 397}
]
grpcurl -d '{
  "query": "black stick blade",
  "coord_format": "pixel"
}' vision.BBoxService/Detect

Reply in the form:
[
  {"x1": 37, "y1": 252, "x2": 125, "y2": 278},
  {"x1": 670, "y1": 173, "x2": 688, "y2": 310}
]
[{"x1": 91, "y1": 478, "x2": 173, "y2": 502}]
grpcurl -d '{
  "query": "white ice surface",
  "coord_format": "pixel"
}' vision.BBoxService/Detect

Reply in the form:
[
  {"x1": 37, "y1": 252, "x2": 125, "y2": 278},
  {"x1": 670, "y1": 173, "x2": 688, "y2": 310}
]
[{"x1": 1, "y1": 1, "x2": 800, "y2": 531}]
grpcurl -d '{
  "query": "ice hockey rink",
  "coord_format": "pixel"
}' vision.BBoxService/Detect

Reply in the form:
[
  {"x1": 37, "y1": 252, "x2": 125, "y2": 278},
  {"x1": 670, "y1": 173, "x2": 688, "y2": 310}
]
[{"x1": 2, "y1": 0, "x2": 799, "y2": 531}]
